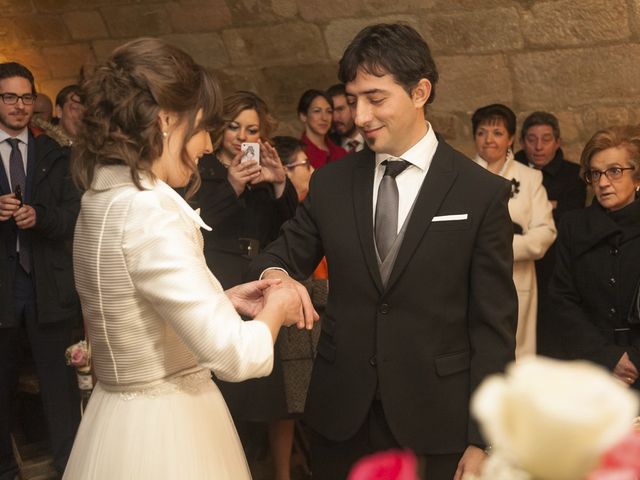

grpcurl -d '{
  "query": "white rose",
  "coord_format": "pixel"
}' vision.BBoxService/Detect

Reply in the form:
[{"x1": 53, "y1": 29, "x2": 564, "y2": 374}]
[{"x1": 472, "y1": 357, "x2": 639, "y2": 480}]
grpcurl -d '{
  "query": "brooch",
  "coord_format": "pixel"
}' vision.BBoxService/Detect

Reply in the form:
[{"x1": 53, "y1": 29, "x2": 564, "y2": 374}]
[{"x1": 509, "y1": 178, "x2": 520, "y2": 198}]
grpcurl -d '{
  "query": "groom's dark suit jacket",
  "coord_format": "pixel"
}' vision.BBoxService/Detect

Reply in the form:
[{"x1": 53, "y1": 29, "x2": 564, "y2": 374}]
[{"x1": 249, "y1": 140, "x2": 517, "y2": 454}]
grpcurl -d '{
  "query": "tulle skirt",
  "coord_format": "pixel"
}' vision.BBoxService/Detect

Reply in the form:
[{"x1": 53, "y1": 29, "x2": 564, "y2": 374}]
[{"x1": 63, "y1": 369, "x2": 251, "y2": 480}]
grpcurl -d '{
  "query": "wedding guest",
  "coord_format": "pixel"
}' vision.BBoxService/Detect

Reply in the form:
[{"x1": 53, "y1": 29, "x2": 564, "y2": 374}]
[
  {"x1": 298, "y1": 89, "x2": 347, "y2": 169},
  {"x1": 194, "y1": 91, "x2": 298, "y2": 288},
  {"x1": 0, "y1": 62, "x2": 80, "y2": 480},
  {"x1": 54, "y1": 85, "x2": 84, "y2": 145},
  {"x1": 327, "y1": 83, "x2": 364, "y2": 153},
  {"x1": 549, "y1": 125, "x2": 640, "y2": 389},
  {"x1": 515, "y1": 111, "x2": 586, "y2": 357},
  {"x1": 31, "y1": 92, "x2": 53, "y2": 123},
  {"x1": 472, "y1": 103, "x2": 556, "y2": 358},
  {"x1": 63, "y1": 38, "x2": 314, "y2": 480}
]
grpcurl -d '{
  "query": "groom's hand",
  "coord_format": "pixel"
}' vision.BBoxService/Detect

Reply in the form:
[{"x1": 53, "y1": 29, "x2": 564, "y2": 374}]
[
  {"x1": 261, "y1": 268, "x2": 318, "y2": 329},
  {"x1": 453, "y1": 445, "x2": 487, "y2": 480}
]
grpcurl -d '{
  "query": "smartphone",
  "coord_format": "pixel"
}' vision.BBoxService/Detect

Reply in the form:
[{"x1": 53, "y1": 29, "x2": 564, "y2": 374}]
[
  {"x1": 241, "y1": 142, "x2": 260, "y2": 164},
  {"x1": 14, "y1": 184, "x2": 22, "y2": 206}
]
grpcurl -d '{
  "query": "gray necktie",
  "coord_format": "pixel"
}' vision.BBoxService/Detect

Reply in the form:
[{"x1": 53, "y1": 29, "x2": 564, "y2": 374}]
[
  {"x1": 375, "y1": 159, "x2": 410, "y2": 261},
  {"x1": 7, "y1": 138, "x2": 30, "y2": 273}
]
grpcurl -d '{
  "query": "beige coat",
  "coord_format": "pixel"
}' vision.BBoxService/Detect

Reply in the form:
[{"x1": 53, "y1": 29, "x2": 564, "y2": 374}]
[
  {"x1": 475, "y1": 156, "x2": 557, "y2": 357},
  {"x1": 73, "y1": 165, "x2": 273, "y2": 390}
]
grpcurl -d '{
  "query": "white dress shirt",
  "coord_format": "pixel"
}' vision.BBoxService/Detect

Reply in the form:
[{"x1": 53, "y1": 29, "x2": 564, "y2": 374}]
[
  {"x1": 0, "y1": 128, "x2": 29, "y2": 189},
  {"x1": 373, "y1": 123, "x2": 439, "y2": 233}
]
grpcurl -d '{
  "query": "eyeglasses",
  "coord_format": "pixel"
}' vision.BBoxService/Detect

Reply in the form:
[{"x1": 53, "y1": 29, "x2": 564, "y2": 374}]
[
  {"x1": 285, "y1": 159, "x2": 311, "y2": 170},
  {"x1": 584, "y1": 166, "x2": 635, "y2": 184},
  {"x1": 0, "y1": 93, "x2": 37, "y2": 105}
]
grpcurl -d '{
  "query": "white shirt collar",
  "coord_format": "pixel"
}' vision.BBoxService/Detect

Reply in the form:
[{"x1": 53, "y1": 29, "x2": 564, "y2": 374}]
[
  {"x1": 374, "y1": 122, "x2": 438, "y2": 171},
  {"x1": 0, "y1": 127, "x2": 29, "y2": 145}
]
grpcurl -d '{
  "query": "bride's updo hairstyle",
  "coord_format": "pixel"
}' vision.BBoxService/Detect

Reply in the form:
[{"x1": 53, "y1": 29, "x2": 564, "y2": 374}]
[{"x1": 73, "y1": 37, "x2": 223, "y2": 198}]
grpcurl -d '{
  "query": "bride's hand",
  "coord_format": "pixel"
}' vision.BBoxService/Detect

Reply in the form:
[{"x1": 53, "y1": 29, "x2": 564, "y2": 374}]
[{"x1": 225, "y1": 279, "x2": 282, "y2": 318}]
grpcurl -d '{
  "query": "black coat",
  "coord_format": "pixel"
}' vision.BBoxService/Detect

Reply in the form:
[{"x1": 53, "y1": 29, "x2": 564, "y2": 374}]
[
  {"x1": 548, "y1": 199, "x2": 640, "y2": 378},
  {"x1": 515, "y1": 148, "x2": 586, "y2": 356},
  {"x1": 0, "y1": 132, "x2": 81, "y2": 327},
  {"x1": 249, "y1": 141, "x2": 517, "y2": 453},
  {"x1": 194, "y1": 153, "x2": 298, "y2": 289}
]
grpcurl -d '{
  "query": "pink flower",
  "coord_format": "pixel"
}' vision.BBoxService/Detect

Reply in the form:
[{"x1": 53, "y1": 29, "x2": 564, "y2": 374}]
[
  {"x1": 588, "y1": 431, "x2": 640, "y2": 480},
  {"x1": 71, "y1": 348, "x2": 87, "y2": 367},
  {"x1": 348, "y1": 450, "x2": 419, "y2": 480}
]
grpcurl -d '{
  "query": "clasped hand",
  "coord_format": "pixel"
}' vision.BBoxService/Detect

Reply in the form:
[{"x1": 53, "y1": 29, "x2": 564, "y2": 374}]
[
  {"x1": 226, "y1": 277, "x2": 318, "y2": 330},
  {"x1": 0, "y1": 193, "x2": 36, "y2": 228}
]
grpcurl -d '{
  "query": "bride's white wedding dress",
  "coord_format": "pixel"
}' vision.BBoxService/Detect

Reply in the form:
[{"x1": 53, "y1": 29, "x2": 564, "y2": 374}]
[{"x1": 63, "y1": 165, "x2": 274, "y2": 479}]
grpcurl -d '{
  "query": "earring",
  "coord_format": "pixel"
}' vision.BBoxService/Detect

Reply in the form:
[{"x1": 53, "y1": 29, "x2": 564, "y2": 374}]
[{"x1": 162, "y1": 131, "x2": 168, "y2": 138}]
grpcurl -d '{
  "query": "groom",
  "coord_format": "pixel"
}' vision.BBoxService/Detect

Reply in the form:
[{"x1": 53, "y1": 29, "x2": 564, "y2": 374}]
[{"x1": 250, "y1": 23, "x2": 517, "y2": 480}]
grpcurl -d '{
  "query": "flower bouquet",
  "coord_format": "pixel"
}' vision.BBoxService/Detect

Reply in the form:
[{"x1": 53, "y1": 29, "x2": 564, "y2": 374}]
[{"x1": 65, "y1": 340, "x2": 93, "y2": 392}]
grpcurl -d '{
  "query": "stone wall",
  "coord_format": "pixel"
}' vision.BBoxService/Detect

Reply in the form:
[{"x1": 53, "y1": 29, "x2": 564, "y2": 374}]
[{"x1": 1, "y1": 0, "x2": 639, "y2": 159}]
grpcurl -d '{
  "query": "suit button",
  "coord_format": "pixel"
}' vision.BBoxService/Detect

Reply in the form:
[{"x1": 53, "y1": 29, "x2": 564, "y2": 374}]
[
  {"x1": 609, "y1": 307, "x2": 617, "y2": 317},
  {"x1": 610, "y1": 247, "x2": 619, "y2": 255},
  {"x1": 609, "y1": 277, "x2": 616, "y2": 286},
  {"x1": 369, "y1": 356, "x2": 377, "y2": 366},
  {"x1": 379, "y1": 303, "x2": 389, "y2": 314}
]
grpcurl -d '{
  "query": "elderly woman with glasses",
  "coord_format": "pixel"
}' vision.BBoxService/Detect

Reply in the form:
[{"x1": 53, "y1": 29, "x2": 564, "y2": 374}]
[{"x1": 549, "y1": 125, "x2": 640, "y2": 389}]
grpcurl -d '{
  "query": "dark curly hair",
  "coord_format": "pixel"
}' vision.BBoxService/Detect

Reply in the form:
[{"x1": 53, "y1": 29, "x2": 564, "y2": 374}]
[{"x1": 72, "y1": 37, "x2": 223, "y2": 198}]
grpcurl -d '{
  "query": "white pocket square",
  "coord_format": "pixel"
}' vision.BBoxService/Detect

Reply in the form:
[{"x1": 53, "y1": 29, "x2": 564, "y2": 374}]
[{"x1": 432, "y1": 214, "x2": 468, "y2": 222}]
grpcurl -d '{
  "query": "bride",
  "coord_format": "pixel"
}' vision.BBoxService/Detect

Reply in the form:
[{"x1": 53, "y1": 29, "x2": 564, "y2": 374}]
[{"x1": 62, "y1": 38, "x2": 316, "y2": 479}]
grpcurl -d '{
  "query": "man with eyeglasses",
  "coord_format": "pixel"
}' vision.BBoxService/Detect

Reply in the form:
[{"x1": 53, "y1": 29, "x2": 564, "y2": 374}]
[
  {"x1": 0, "y1": 62, "x2": 80, "y2": 479},
  {"x1": 515, "y1": 111, "x2": 586, "y2": 358}
]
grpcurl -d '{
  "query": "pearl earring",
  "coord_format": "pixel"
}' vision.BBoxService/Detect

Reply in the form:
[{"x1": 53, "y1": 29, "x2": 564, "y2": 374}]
[{"x1": 162, "y1": 131, "x2": 168, "y2": 138}]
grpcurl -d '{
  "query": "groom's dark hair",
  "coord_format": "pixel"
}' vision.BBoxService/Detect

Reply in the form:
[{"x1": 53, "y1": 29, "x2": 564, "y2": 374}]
[{"x1": 338, "y1": 23, "x2": 439, "y2": 105}]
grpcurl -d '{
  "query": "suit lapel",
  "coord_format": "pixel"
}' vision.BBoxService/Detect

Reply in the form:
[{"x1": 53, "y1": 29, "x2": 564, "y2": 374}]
[
  {"x1": 0, "y1": 155, "x2": 9, "y2": 194},
  {"x1": 386, "y1": 142, "x2": 457, "y2": 291},
  {"x1": 352, "y1": 151, "x2": 384, "y2": 293},
  {"x1": 25, "y1": 131, "x2": 37, "y2": 203}
]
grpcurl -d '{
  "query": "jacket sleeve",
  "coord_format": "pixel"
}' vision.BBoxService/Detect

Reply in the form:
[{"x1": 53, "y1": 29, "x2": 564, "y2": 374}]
[
  {"x1": 247, "y1": 172, "x2": 324, "y2": 281},
  {"x1": 122, "y1": 190, "x2": 274, "y2": 382},
  {"x1": 31, "y1": 148, "x2": 81, "y2": 240},
  {"x1": 513, "y1": 169, "x2": 557, "y2": 262},
  {"x1": 196, "y1": 158, "x2": 241, "y2": 228},
  {"x1": 547, "y1": 218, "x2": 625, "y2": 369},
  {"x1": 467, "y1": 179, "x2": 518, "y2": 446}
]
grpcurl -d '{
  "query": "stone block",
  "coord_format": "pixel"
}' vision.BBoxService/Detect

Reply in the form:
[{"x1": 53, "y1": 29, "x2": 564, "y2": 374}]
[
  {"x1": 428, "y1": 110, "x2": 464, "y2": 143},
  {"x1": 420, "y1": 7, "x2": 523, "y2": 54},
  {"x1": 363, "y1": 0, "x2": 434, "y2": 14},
  {"x1": 102, "y1": 4, "x2": 171, "y2": 38},
  {"x1": 0, "y1": 0, "x2": 34, "y2": 14},
  {"x1": 324, "y1": 15, "x2": 418, "y2": 61},
  {"x1": 223, "y1": 22, "x2": 327, "y2": 67},
  {"x1": 298, "y1": 0, "x2": 365, "y2": 22},
  {"x1": 161, "y1": 33, "x2": 230, "y2": 69},
  {"x1": 33, "y1": 0, "x2": 113, "y2": 12},
  {"x1": 434, "y1": 54, "x2": 513, "y2": 112},
  {"x1": 166, "y1": 0, "x2": 232, "y2": 33},
  {"x1": 260, "y1": 62, "x2": 340, "y2": 117},
  {"x1": 213, "y1": 67, "x2": 266, "y2": 98},
  {"x1": 91, "y1": 39, "x2": 132, "y2": 62},
  {"x1": 511, "y1": 45, "x2": 640, "y2": 109},
  {"x1": 521, "y1": 0, "x2": 630, "y2": 47},
  {"x1": 0, "y1": 15, "x2": 70, "y2": 44},
  {"x1": 271, "y1": 0, "x2": 298, "y2": 18},
  {"x1": 63, "y1": 11, "x2": 109, "y2": 40},
  {"x1": 42, "y1": 43, "x2": 94, "y2": 79},
  {"x1": 428, "y1": 0, "x2": 518, "y2": 10},
  {"x1": 4, "y1": 48, "x2": 51, "y2": 84},
  {"x1": 227, "y1": 0, "x2": 289, "y2": 25}
]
